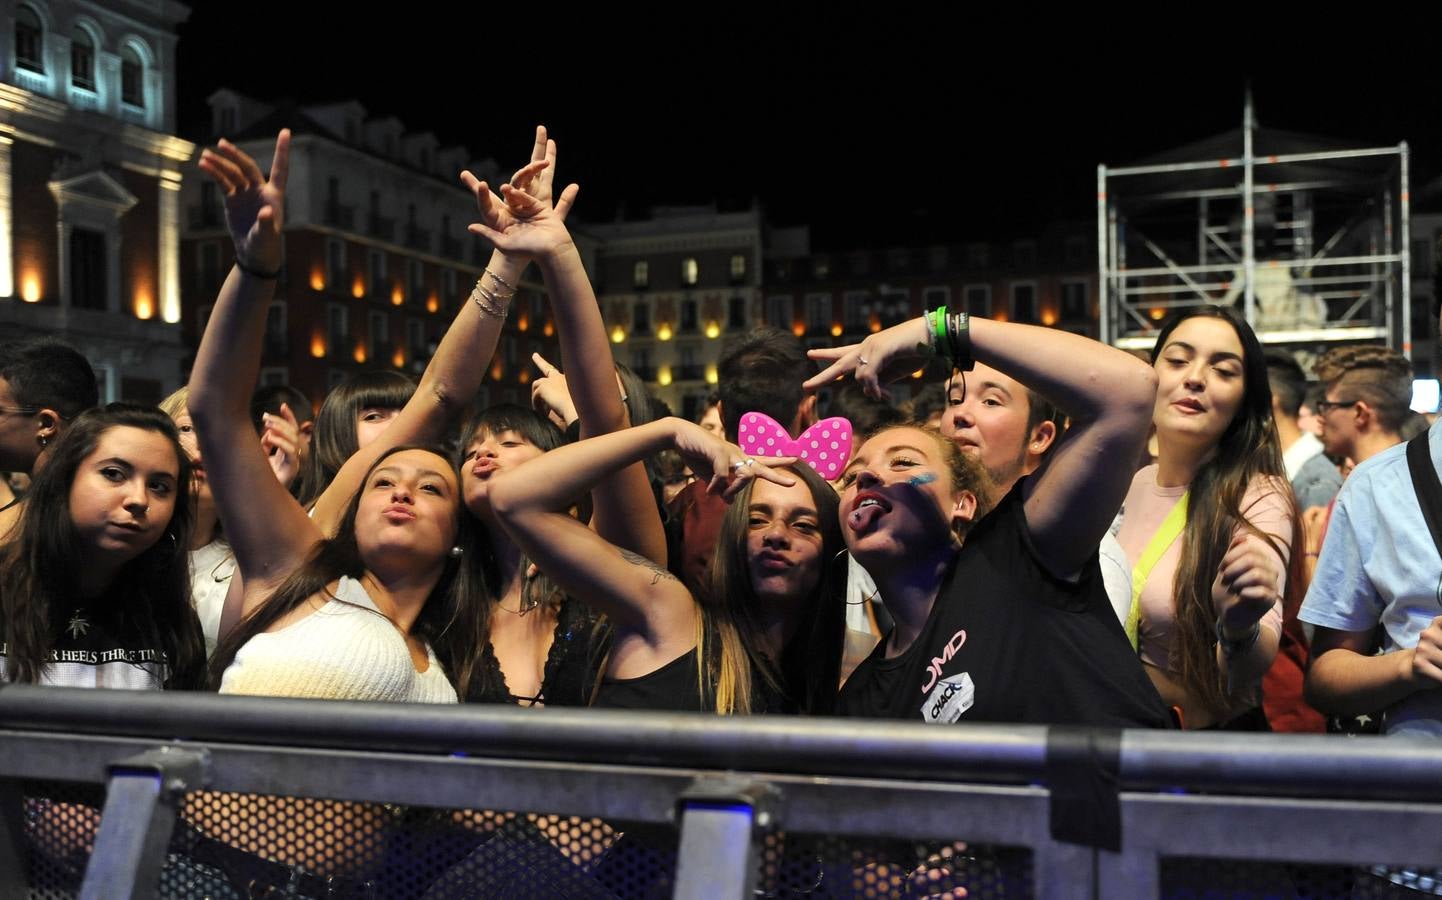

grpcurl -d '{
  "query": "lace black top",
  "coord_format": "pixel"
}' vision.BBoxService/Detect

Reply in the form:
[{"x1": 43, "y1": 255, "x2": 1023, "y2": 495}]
[{"x1": 465, "y1": 596, "x2": 607, "y2": 707}]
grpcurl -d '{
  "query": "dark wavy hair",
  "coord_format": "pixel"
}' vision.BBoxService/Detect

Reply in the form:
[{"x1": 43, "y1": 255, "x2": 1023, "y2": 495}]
[
  {"x1": 294, "y1": 371, "x2": 416, "y2": 507},
  {"x1": 1151, "y1": 305, "x2": 1301, "y2": 719},
  {"x1": 208, "y1": 444, "x2": 485, "y2": 692},
  {"x1": 703, "y1": 462, "x2": 845, "y2": 715},
  {"x1": 449, "y1": 405, "x2": 569, "y2": 702},
  {"x1": 0, "y1": 404, "x2": 204, "y2": 688}
]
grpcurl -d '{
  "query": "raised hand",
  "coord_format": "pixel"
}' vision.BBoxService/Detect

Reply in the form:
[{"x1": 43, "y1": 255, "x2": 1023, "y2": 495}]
[
  {"x1": 805, "y1": 317, "x2": 934, "y2": 400},
  {"x1": 669, "y1": 419, "x2": 795, "y2": 501},
  {"x1": 198, "y1": 129, "x2": 290, "y2": 273},
  {"x1": 530, "y1": 353, "x2": 578, "y2": 429},
  {"x1": 260, "y1": 403, "x2": 302, "y2": 489},
  {"x1": 461, "y1": 126, "x2": 579, "y2": 260},
  {"x1": 1211, "y1": 532, "x2": 1283, "y2": 633}
]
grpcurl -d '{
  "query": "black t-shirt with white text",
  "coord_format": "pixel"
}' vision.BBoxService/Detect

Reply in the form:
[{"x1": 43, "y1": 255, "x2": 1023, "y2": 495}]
[{"x1": 838, "y1": 482, "x2": 1170, "y2": 728}]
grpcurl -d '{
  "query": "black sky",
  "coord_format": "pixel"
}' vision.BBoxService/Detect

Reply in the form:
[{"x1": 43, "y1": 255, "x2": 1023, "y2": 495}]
[{"x1": 175, "y1": 10, "x2": 1442, "y2": 251}]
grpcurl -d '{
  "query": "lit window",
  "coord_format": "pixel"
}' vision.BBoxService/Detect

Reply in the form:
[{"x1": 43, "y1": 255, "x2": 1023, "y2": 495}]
[
  {"x1": 15, "y1": 6, "x2": 43, "y2": 73},
  {"x1": 633, "y1": 261, "x2": 649, "y2": 290},
  {"x1": 71, "y1": 28, "x2": 94, "y2": 89},
  {"x1": 120, "y1": 46, "x2": 144, "y2": 108},
  {"x1": 682, "y1": 257, "x2": 699, "y2": 286},
  {"x1": 730, "y1": 254, "x2": 746, "y2": 281}
]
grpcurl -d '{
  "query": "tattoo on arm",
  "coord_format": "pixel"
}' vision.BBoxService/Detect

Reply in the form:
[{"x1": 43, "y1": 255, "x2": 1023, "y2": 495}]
[{"x1": 619, "y1": 548, "x2": 676, "y2": 586}]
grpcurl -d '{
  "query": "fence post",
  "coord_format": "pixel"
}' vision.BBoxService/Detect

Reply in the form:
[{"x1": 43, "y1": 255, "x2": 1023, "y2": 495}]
[
  {"x1": 673, "y1": 775, "x2": 778, "y2": 900},
  {"x1": 79, "y1": 746, "x2": 208, "y2": 900}
]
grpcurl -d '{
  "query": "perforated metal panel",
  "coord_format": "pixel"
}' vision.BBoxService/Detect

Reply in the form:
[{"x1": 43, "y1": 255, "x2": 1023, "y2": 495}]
[{"x1": 755, "y1": 832, "x2": 1033, "y2": 898}]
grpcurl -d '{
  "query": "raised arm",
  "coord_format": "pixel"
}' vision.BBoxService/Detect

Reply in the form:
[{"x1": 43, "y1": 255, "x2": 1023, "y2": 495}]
[
  {"x1": 487, "y1": 418, "x2": 791, "y2": 660},
  {"x1": 469, "y1": 172, "x2": 668, "y2": 566},
  {"x1": 311, "y1": 128, "x2": 558, "y2": 533},
  {"x1": 188, "y1": 131, "x2": 321, "y2": 599},
  {"x1": 807, "y1": 315, "x2": 1156, "y2": 577}
]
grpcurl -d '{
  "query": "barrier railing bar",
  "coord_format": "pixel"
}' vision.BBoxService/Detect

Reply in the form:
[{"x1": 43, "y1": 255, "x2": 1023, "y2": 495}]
[
  {"x1": 1118, "y1": 793, "x2": 1442, "y2": 866},
  {"x1": 0, "y1": 730, "x2": 1057, "y2": 844}
]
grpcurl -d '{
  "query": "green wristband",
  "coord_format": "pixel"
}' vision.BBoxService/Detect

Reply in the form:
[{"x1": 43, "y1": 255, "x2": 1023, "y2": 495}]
[{"x1": 932, "y1": 306, "x2": 948, "y2": 343}]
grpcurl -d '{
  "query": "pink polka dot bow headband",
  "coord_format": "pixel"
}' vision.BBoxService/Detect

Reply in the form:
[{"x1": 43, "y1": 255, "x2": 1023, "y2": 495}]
[{"x1": 737, "y1": 413, "x2": 854, "y2": 480}]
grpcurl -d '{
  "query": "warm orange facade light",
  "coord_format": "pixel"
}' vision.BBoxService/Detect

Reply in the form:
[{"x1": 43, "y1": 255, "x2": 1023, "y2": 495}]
[
  {"x1": 610, "y1": 325, "x2": 626, "y2": 344},
  {"x1": 705, "y1": 365, "x2": 718, "y2": 385},
  {"x1": 20, "y1": 272, "x2": 40, "y2": 303},
  {"x1": 830, "y1": 323, "x2": 843, "y2": 337},
  {"x1": 868, "y1": 314, "x2": 882, "y2": 333},
  {"x1": 792, "y1": 322, "x2": 806, "y2": 338},
  {"x1": 351, "y1": 277, "x2": 365, "y2": 299},
  {"x1": 392, "y1": 348, "x2": 406, "y2": 368},
  {"x1": 353, "y1": 343, "x2": 367, "y2": 364},
  {"x1": 309, "y1": 268, "x2": 325, "y2": 291},
  {"x1": 1041, "y1": 309, "x2": 1058, "y2": 326},
  {"x1": 391, "y1": 285, "x2": 404, "y2": 307},
  {"x1": 517, "y1": 314, "x2": 529, "y2": 332},
  {"x1": 657, "y1": 366, "x2": 673, "y2": 386},
  {"x1": 656, "y1": 324, "x2": 673, "y2": 341},
  {"x1": 490, "y1": 361, "x2": 504, "y2": 381},
  {"x1": 133, "y1": 293, "x2": 154, "y2": 320},
  {"x1": 704, "y1": 321, "x2": 720, "y2": 339},
  {"x1": 518, "y1": 370, "x2": 531, "y2": 385},
  {"x1": 542, "y1": 321, "x2": 555, "y2": 337},
  {"x1": 426, "y1": 294, "x2": 439, "y2": 314},
  {"x1": 310, "y1": 333, "x2": 326, "y2": 358}
]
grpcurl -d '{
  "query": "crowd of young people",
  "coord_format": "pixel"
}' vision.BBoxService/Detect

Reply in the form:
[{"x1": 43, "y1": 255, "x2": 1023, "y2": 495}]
[{"x1": 4, "y1": 123, "x2": 1438, "y2": 894}]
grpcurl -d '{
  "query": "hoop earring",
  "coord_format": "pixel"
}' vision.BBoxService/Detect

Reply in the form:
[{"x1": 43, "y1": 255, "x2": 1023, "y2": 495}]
[{"x1": 449, "y1": 545, "x2": 463, "y2": 558}]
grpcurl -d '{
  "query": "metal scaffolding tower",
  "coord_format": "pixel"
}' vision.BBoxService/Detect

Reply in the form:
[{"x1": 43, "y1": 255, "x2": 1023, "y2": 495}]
[{"x1": 1098, "y1": 94, "x2": 1411, "y2": 357}]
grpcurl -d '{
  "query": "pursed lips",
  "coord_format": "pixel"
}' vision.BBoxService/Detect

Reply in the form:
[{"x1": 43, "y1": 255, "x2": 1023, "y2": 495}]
[{"x1": 382, "y1": 504, "x2": 416, "y2": 522}]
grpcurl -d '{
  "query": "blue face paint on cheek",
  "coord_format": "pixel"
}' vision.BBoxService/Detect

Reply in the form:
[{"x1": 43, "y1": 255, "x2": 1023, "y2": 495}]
[{"x1": 908, "y1": 473, "x2": 938, "y2": 487}]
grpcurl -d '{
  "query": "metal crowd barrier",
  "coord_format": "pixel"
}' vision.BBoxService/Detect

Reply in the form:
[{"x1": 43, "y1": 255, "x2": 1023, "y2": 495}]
[{"x1": 1, "y1": 684, "x2": 1441, "y2": 898}]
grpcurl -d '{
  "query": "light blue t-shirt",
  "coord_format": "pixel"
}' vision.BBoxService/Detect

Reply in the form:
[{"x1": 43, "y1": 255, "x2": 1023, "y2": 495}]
[{"x1": 1299, "y1": 417, "x2": 1442, "y2": 737}]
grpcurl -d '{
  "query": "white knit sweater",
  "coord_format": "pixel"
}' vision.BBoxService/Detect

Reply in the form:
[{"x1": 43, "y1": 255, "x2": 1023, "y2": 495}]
[{"x1": 218, "y1": 576, "x2": 457, "y2": 703}]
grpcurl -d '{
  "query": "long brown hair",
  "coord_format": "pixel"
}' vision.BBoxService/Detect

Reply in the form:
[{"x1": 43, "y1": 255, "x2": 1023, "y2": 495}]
[
  {"x1": 208, "y1": 444, "x2": 485, "y2": 691},
  {"x1": 0, "y1": 404, "x2": 204, "y2": 689},
  {"x1": 1151, "y1": 306, "x2": 1302, "y2": 719},
  {"x1": 702, "y1": 462, "x2": 845, "y2": 715}
]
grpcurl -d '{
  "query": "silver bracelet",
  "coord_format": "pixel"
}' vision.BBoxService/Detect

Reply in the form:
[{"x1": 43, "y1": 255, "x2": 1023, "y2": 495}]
[
  {"x1": 470, "y1": 279, "x2": 512, "y2": 319},
  {"x1": 484, "y1": 268, "x2": 517, "y2": 293}
]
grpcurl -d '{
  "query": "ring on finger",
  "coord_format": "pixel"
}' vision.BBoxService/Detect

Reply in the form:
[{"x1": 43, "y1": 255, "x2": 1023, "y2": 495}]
[{"x1": 858, "y1": 357, "x2": 869, "y2": 367}]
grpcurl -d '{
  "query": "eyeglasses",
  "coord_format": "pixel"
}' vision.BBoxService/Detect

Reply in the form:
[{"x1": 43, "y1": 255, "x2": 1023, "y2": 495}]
[
  {"x1": 1314, "y1": 398, "x2": 1360, "y2": 415},
  {"x1": 0, "y1": 405, "x2": 39, "y2": 417}
]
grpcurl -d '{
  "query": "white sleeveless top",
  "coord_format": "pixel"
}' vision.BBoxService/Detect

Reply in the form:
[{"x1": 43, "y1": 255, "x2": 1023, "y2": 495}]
[{"x1": 219, "y1": 576, "x2": 457, "y2": 704}]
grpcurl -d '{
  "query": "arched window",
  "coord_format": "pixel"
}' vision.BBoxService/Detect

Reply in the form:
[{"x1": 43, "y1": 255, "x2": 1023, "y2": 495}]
[
  {"x1": 120, "y1": 44, "x2": 144, "y2": 107},
  {"x1": 15, "y1": 5, "x2": 44, "y2": 73},
  {"x1": 70, "y1": 27, "x2": 94, "y2": 89}
]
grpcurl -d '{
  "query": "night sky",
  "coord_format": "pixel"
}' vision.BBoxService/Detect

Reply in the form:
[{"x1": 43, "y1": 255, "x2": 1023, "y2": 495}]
[{"x1": 175, "y1": 11, "x2": 1442, "y2": 251}]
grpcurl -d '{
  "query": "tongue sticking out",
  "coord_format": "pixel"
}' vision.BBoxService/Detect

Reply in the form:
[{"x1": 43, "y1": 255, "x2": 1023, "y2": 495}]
[{"x1": 848, "y1": 503, "x2": 886, "y2": 532}]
